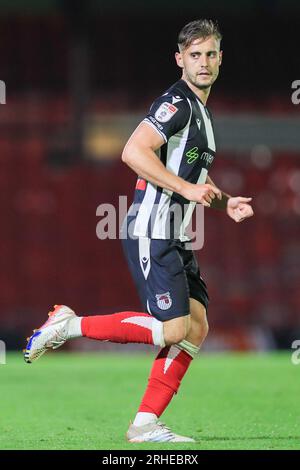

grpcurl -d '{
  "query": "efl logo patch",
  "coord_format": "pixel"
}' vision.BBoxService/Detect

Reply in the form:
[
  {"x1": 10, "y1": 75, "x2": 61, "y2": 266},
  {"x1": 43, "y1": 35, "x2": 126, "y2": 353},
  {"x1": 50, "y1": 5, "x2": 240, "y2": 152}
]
[
  {"x1": 154, "y1": 102, "x2": 178, "y2": 123},
  {"x1": 156, "y1": 292, "x2": 172, "y2": 310}
]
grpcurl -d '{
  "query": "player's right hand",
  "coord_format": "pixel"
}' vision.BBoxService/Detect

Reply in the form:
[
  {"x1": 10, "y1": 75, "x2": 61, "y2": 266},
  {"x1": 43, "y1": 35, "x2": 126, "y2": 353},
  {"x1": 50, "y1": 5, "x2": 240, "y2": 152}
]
[{"x1": 182, "y1": 183, "x2": 222, "y2": 206}]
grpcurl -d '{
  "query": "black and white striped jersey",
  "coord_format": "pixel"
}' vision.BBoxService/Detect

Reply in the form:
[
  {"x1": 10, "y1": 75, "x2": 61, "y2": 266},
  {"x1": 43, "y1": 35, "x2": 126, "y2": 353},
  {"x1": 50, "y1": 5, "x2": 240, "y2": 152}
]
[{"x1": 127, "y1": 79, "x2": 217, "y2": 241}]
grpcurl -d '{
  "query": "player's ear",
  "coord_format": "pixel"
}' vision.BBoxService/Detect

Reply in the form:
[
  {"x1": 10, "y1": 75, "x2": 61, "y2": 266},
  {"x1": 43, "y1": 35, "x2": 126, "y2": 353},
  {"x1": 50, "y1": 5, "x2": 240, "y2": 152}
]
[
  {"x1": 219, "y1": 50, "x2": 223, "y2": 66},
  {"x1": 175, "y1": 51, "x2": 184, "y2": 69}
]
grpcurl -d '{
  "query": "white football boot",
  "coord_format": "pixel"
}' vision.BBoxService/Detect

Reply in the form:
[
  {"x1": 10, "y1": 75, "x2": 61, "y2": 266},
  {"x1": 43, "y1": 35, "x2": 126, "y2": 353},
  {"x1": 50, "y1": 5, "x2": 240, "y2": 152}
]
[
  {"x1": 24, "y1": 305, "x2": 76, "y2": 363},
  {"x1": 126, "y1": 421, "x2": 195, "y2": 443}
]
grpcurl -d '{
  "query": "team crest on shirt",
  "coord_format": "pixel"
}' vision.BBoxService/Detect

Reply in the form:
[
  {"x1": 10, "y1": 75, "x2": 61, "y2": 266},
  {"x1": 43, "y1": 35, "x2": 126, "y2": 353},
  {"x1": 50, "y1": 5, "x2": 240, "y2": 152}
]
[
  {"x1": 156, "y1": 292, "x2": 172, "y2": 310},
  {"x1": 154, "y1": 102, "x2": 178, "y2": 123}
]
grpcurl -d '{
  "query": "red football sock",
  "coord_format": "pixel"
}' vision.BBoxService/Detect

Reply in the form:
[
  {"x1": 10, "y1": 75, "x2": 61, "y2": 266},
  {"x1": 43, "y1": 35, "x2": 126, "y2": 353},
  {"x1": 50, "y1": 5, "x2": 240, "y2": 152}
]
[
  {"x1": 138, "y1": 345, "x2": 193, "y2": 417},
  {"x1": 81, "y1": 311, "x2": 162, "y2": 345}
]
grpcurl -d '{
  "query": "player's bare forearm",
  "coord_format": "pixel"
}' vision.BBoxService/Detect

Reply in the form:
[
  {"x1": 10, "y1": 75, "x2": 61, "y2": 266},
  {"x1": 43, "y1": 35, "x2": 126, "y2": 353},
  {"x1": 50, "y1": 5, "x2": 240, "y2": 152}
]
[
  {"x1": 122, "y1": 123, "x2": 221, "y2": 206},
  {"x1": 205, "y1": 175, "x2": 231, "y2": 210},
  {"x1": 122, "y1": 142, "x2": 187, "y2": 195},
  {"x1": 122, "y1": 145, "x2": 221, "y2": 206}
]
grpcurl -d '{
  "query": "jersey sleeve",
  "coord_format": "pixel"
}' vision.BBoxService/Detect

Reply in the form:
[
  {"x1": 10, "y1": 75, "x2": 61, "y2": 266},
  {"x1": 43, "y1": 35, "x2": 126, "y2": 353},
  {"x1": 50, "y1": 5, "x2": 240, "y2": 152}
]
[{"x1": 142, "y1": 94, "x2": 191, "y2": 142}]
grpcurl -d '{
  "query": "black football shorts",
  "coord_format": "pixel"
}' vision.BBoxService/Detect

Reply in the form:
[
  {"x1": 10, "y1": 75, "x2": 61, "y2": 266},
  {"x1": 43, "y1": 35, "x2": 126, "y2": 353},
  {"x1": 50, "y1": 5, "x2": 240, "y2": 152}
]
[{"x1": 121, "y1": 230, "x2": 209, "y2": 322}]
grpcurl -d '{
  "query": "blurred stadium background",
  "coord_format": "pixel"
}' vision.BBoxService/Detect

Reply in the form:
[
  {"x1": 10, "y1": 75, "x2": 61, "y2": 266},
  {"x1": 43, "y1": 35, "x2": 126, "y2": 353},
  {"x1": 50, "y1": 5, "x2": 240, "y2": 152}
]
[{"x1": 0, "y1": 0, "x2": 300, "y2": 354}]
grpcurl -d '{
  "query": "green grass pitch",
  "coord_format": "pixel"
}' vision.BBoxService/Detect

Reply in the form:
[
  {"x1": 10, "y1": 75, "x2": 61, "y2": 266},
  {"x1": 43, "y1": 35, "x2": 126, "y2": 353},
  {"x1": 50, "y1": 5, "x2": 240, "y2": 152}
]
[{"x1": 0, "y1": 351, "x2": 299, "y2": 450}]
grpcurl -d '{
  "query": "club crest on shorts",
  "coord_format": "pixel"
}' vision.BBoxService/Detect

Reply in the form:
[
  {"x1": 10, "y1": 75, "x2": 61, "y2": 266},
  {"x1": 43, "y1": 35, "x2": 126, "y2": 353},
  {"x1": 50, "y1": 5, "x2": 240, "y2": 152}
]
[
  {"x1": 156, "y1": 292, "x2": 172, "y2": 310},
  {"x1": 154, "y1": 102, "x2": 178, "y2": 123}
]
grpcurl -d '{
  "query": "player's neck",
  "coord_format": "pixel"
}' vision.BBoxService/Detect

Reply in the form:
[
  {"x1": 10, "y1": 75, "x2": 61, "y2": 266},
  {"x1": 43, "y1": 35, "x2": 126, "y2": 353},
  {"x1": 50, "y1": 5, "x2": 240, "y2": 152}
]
[{"x1": 181, "y1": 76, "x2": 210, "y2": 106}]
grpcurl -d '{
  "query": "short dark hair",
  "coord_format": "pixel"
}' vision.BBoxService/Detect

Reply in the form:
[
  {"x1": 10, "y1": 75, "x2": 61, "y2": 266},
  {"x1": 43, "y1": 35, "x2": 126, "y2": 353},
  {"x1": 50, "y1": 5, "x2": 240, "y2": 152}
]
[{"x1": 178, "y1": 19, "x2": 222, "y2": 50}]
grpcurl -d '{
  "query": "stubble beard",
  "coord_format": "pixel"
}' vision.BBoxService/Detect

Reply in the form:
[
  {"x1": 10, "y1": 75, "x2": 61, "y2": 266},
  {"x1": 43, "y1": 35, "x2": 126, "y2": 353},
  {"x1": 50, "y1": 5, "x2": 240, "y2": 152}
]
[
  {"x1": 191, "y1": 74, "x2": 215, "y2": 90},
  {"x1": 185, "y1": 70, "x2": 217, "y2": 91}
]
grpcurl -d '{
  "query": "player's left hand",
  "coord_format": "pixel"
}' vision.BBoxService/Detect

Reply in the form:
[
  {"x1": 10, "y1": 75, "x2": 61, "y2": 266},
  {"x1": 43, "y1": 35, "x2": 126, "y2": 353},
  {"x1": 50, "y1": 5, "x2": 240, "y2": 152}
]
[{"x1": 226, "y1": 196, "x2": 254, "y2": 222}]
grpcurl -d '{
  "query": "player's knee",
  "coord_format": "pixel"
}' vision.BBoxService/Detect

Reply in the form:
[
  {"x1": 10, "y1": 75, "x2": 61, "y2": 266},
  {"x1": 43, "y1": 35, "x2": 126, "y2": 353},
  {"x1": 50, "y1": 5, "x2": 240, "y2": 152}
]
[
  {"x1": 163, "y1": 315, "x2": 189, "y2": 346},
  {"x1": 165, "y1": 331, "x2": 186, "y2": 345},
  {"x1": 186, "y1": 317, "x2": 209, "y2": 345},
  {"x1": 164, "y1": 327, "x2": 186, "y2": 346}
]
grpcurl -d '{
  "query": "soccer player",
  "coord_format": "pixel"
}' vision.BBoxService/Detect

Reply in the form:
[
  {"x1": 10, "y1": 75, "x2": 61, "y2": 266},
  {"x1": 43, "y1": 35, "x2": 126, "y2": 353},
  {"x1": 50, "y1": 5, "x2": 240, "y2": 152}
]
[{"x1": 24, "y1": 19, "x2": 254, "y2": 442}]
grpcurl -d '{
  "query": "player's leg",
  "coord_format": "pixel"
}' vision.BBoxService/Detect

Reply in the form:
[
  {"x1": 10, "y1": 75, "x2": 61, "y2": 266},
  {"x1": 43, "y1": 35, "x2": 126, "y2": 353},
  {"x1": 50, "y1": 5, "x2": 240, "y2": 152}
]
[
  {"x1": 127, "y1": 239, "x2": 195, "y2": 441},
  {"x1": 185, "y1": 297, "x2": 209, "y2": 347},
  {"x1": 24, "y1": 237, "x2": 188, "y2": 363},
  {"x1": 24, "y1": 305, "x2": 189, "y2": 364},
  {"x1": 131, "y1": 300, "x2": 203, "y2": 419},
  {"x1": 24, "y1": 233, "x2": 159, "y2": 363},
  {"x1": 79, "y1": 234, "x2": 191, "y2": 347},
  {"x1": 127, "y1": 299, "x2": 208, "y2": 443},
  {"x1": 79, "y1": 229, "x2": 191, "y2": 346},
  {"x1": 23, "y1": 304, "x2": 166, "y2": 363},
  {"x1": 127, "y1": 302, "x2": 196, "y2": 442},
  {"x1": 128, "y1": 247, "x2": 209, "y2": 442}
]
